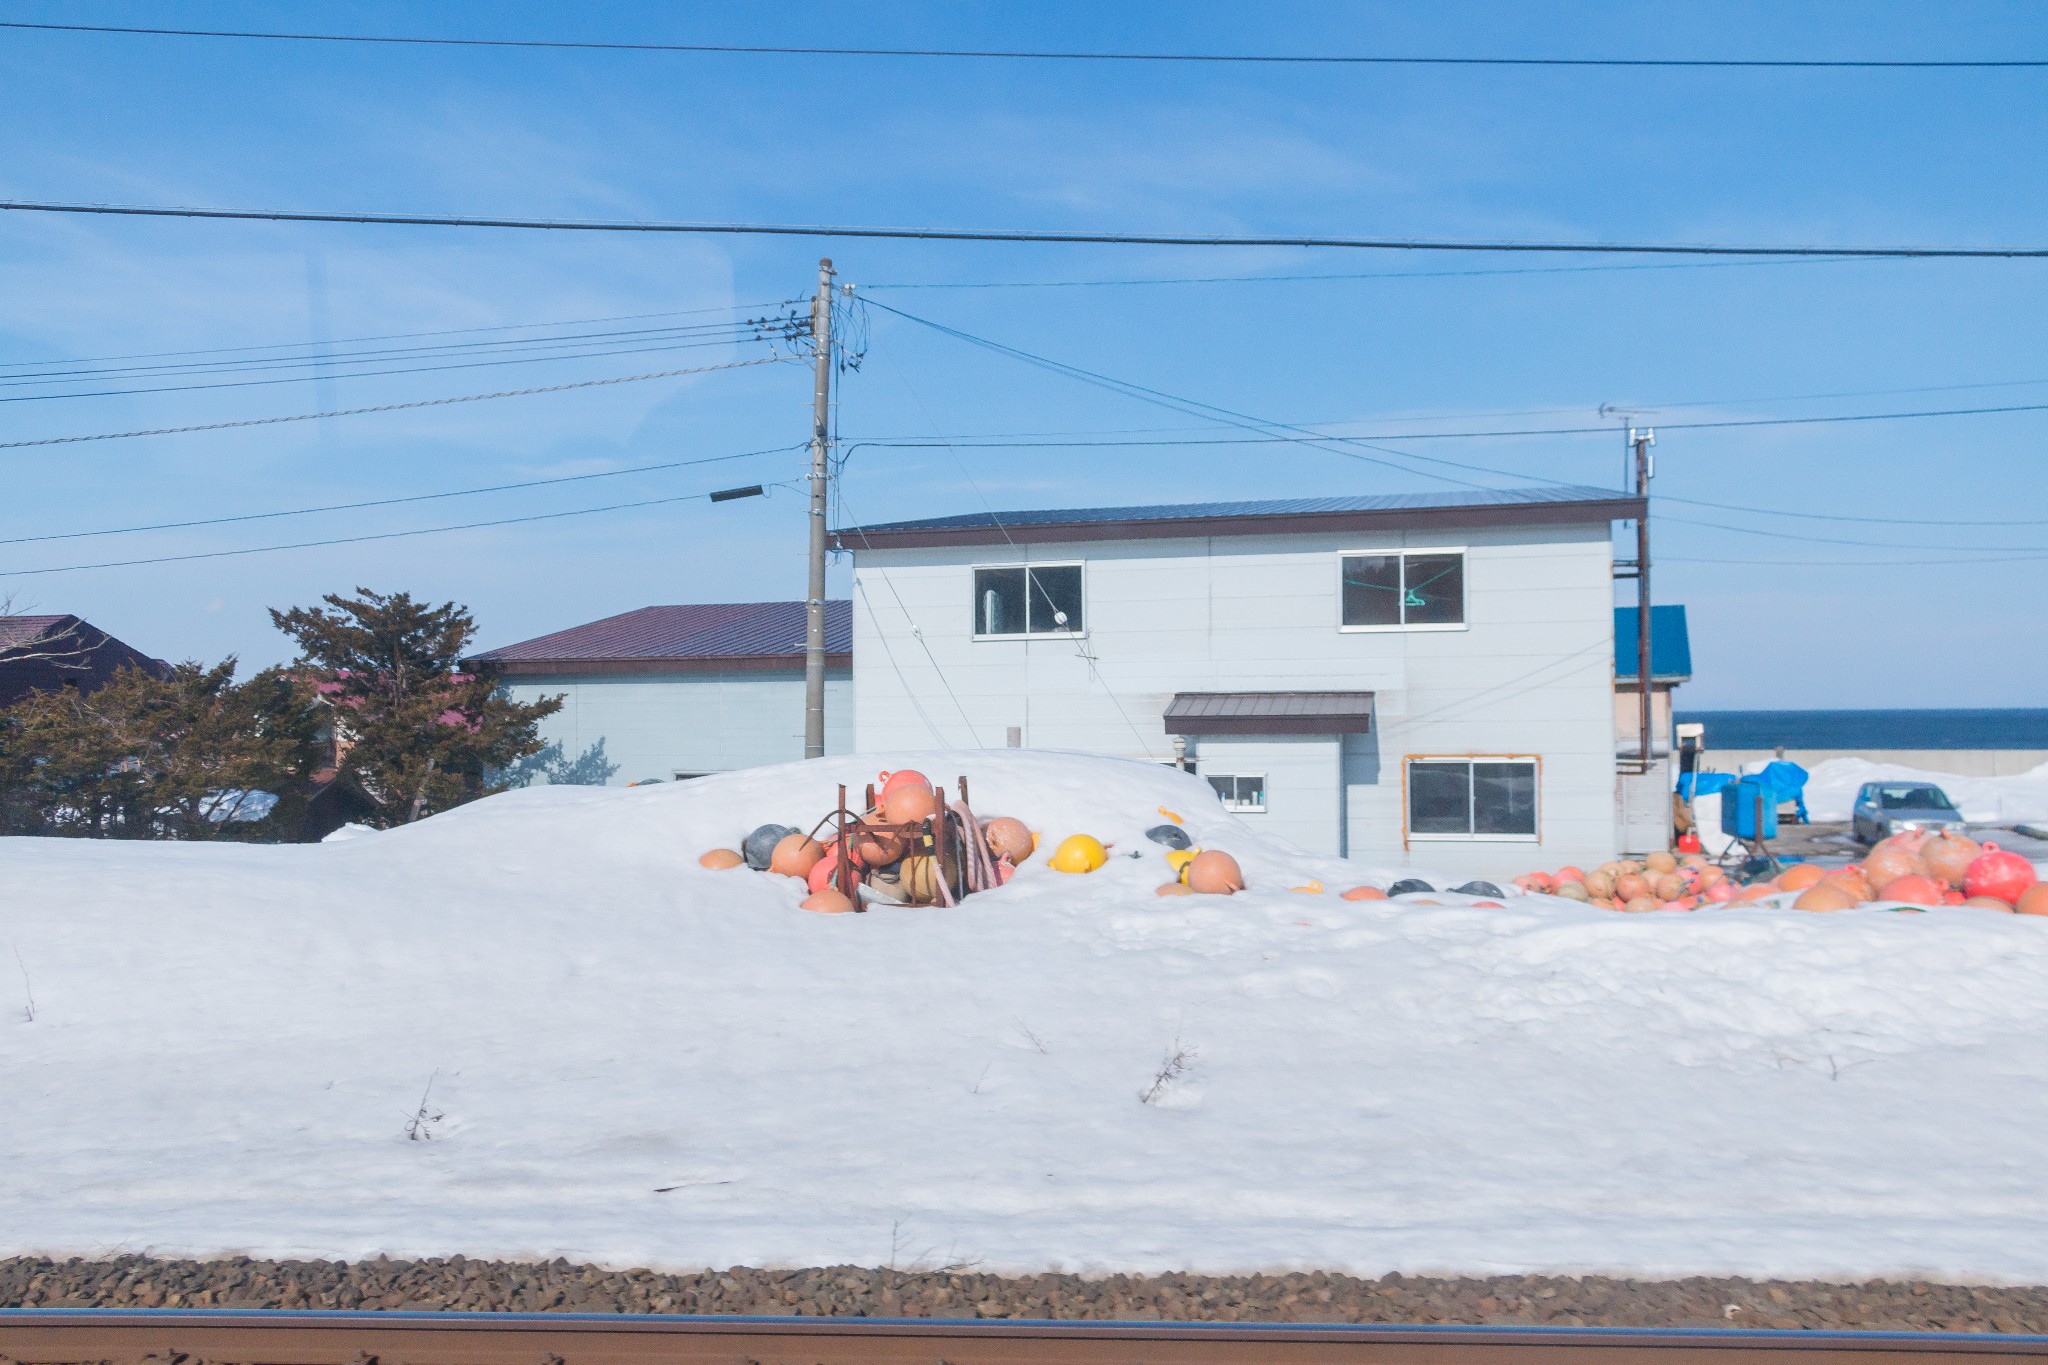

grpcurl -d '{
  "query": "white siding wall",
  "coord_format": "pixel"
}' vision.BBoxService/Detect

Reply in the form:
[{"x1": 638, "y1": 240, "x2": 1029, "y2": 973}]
[
  {"x1": 502, "y1": 671, "x2": 852, "y2": 785},
  {"x1": 1194, "y1": 736, "x2": 1343, "y2": 856},
  {"x1": 851, "y1": 523, "x2": 1617, "y2": 877}
]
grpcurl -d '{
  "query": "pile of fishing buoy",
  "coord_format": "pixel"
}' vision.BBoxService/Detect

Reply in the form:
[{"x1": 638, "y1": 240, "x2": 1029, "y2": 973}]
[
  {"x1": 1761, "y1": 829, "x2": 2045, "y2": 913},
  {"x1": 1513, "y1": 850, "x2": 1729, "y2": 911},
  {"x1": 1506, "y1": 829, "x2": 2047, "y2": 913}
]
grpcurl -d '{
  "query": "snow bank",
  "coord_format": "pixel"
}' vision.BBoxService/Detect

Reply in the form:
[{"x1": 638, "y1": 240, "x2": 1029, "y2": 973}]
[
  {"x1": 5, "y1": 749, "x2": 2048, "y2": 1283},
  {"x1": 1800, "y1": 757, "x2": 2048, "y2": 824}
]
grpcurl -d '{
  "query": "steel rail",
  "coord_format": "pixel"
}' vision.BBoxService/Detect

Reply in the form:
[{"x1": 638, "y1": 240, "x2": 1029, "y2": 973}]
[{"x1": 6, "y1": 1310, "x2": 2048, "y2": 1365}]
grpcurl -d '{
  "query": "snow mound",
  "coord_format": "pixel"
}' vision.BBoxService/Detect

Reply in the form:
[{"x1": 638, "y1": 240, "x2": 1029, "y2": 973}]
[
  {"x1": 5, "y1": 749, "x2": 2048, "y2": 1283},
  {"x1": 1800, "y1": 756, "x2": 2048, "y2": 824}
]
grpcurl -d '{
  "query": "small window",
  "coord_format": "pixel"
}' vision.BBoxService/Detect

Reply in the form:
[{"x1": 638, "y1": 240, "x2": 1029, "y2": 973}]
[
  {"x1": 974, "y1": 564, "x2": 1084, "y2": 636},
  {"x1": 1342, "y1": 551, "x2": 1466, "y2": 628},
  {"x1": 1206, "y1": 773, "x2": 1267, "y2": 813},
  {"x1": 1406, "y1": 758, "x2": 1537, "y2": 840}
]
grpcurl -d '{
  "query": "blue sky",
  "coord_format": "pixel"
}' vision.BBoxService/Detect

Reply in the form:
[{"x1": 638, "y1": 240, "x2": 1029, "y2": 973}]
[{"x1": 3, "y1": 1, "x2": 2046, "y2": 707}]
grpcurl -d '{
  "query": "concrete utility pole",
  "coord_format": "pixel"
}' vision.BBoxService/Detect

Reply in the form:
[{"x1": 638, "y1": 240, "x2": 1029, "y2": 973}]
[
  {"x1": 1631, "y1": 427, "x2": 1656, "y2": 771},
  {"x1": 804, "y1": 258, "x2": 835, "y2": 760}
]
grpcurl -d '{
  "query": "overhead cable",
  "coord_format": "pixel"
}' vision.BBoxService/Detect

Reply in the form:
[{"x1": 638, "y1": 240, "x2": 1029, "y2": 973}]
[
  {"x1": 858, "y1": 257, "x2": 1870, "y2": 289},
  {"x1": 0, "y1": 332, "x2": 779, "y2": 402},
  {"x1": 0, "y1": 355, "x2": 789, "y2": 449},
  {"x1": 5, "y1": 21, "x2": 2042, "y2": 68},
  {"x1": 0, "y1": 443, "x2": 806, "y2": 546},
  {"x1": 0, "y1": 481, "x2": 801, "y2": 579},
  {"x1": 0, "y1": 300, "x2": 783, "y2": 370},
  {"x1": 6, "y1": 199, "x2": 2047, "y2": 258}
]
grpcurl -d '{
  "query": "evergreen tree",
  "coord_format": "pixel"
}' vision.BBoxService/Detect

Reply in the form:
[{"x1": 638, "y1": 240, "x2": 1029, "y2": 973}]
[
  {"x1": 0, "y1": 659, "x2": 324, "y2": 839},
  {"x1": 269, "y1": 587, "x2": 561, "y2": 826}
]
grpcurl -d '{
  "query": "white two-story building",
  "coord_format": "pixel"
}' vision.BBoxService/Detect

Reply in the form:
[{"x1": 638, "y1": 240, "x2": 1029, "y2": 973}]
[{"x1": 836, "y1": 487, "x2": 1648, "y2": 878}]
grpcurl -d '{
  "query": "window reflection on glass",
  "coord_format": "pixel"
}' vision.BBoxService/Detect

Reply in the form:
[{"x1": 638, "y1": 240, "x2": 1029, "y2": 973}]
[
  {"x1": 1205, "y1": 773, "x2": 1266, "y2": 812},
  {"x1": 1403, "y1": 553, "x2": 1465, "y2": 625},
  {"x1": 1407, "y1": 758, "x2": 1538, "y2": 838},
  {"x1": 1029, "y1": 565, "x2": 1083, "y2": 634},
  {"x1": 1341, "y1": 555, "x2": 1401, "y2": 627},
  {"x1": 1341, "y1": 552, "x2": 1465, "y2": 627},
  {"x1": 975, "y1": 565, "x2": 1083, "y2": 636},
  {"x1": 974, "y1": 567, "x2": 1028, "y2": 635}
]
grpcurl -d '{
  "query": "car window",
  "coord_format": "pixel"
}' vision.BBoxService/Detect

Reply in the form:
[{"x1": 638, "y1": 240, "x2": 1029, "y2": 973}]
[{"x1": 1876, "y1": 785, "x2": 1952, "y2": 810}]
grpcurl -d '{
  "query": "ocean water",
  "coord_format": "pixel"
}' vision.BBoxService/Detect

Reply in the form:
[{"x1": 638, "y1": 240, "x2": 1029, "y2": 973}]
[{"x1": 1676, "y1": 709, "x2": 2048, "y2": 751}]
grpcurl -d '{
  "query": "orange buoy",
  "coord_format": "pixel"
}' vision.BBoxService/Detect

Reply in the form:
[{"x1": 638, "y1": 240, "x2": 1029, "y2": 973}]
[
  {"x1": 1961, "y1": 895, "x2": 2017, "y2": 912},
  {"x1": 769, "y1": 833, "x2": 825, "y2": 879},
  {"x1": 1644, "y1": 850, "x2": 1678, "y2": 875},
  {"x1": 1621, "y1": 896, "x2": 1659, "y2": 913},
  {"x1": 878, "y1": 769, "x2": 931, "y2": 804},
  {"x1": 1864, "y1": 833, "x2": 1928, "y2": 888},
  {"x1": 800, "y1": 888, "x2": 856, "y2": 914},
  {"x1": 1963, "y1": 844, "x2": 2037, "y2": 904},
  {"x1": 1155, "y1": 882, "x2": 1194, "y2": 897},
  {"x1": 982, "y1": 816, "x2": 1034, "y2": 864},
  {"x1": 2015, "y1": 883, "x2": 2048, "y2": 916},
  {"x1": 1776, "y1": 863, "x2": 1827, "y2": 893},
  {"x1": 1340, "y1": 885, "x2": 1388, "y2": 901},
  {"x1": 1652, "y1": 872, "x2": 1686, "y2": 902},
  {"x1": 1920, "y1": 830, "x2": 1984, "y2": 888},
  {"x1": 1876, "y1": 874, "x2": 1946, "y2": 906},
  {"x1": 807, "y1": 846, "x2": 842, "y2": 894},
  {"x1": 883, "y1": 781, "x2": 942, "y2": 825},
  {"x1": 1793, "y1": 883, "x2": 1857, "y2": 912},
  {"x1": 1614, "y1": 872, "x2": 1651, "y2": 902},
  {"x1": 698, "y1": 848, "x2": 744, "y2": 870},
  {"x1": 1185, "y1": 850, "x2": 1245, "y2": 895}
]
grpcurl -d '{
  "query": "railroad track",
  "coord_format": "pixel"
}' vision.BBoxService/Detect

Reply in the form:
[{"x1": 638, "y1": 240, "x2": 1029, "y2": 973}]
[{"x1": 5, "y1": 1312, "x2": 2048, "y2": 1365}]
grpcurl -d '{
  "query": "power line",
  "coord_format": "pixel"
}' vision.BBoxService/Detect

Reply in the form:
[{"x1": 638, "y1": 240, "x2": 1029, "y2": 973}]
[
  {"x1": 857, "y1": 257, "x2": 1871, "y2": 290},
  {"x1": 7, "y1": 198, "x2": 2048, "y2": 258},
  {"x1": 0, "y1": 480, "x2": 802, "y2": 579},
  {"x1": 0, "y1": 317, "x2": 777, "y2": 384},
  {"x1": 5, "y1": 21, "x2": 2043, "y2": 68},
  {"x1": 0, "y1": 331, "x2": 778, "y2": 402},
  {"x1": 0, "y1": 355, "x2": 790, "y2": 449},
  {"x1": 853, "y1": 394, "x2": 2048, "y2": 445},
  {"x1": 0, "y1": 444, "x2": 806, "y2": 546},
  {"x1": 0, "y1": 301, "x2": 783, "y2": 370}
]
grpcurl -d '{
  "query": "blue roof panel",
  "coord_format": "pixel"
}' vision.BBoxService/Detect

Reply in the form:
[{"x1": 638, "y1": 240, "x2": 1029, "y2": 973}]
[{"x1": 1614, "y1": 604, "x2": 1692, "y2": 682}]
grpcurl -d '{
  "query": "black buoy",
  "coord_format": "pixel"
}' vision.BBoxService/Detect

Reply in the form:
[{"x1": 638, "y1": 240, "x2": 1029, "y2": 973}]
[
  {"x1": 1386, "y1": 877, "x2": 1435, "y2": 897},
  {"x1": 1144, "y1": 823, "x2": 1193, "y2": 850},
  {"x1": 742, "y1": 823, "x2": 794, "y2": 870},
  {"x1": 1452, "y1": 880, "x2": 1505, "y2": 898}
]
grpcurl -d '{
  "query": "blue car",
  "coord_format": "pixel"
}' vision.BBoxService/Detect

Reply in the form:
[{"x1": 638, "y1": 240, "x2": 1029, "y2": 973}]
[{"x1": 1851, "y1": 781, "x2": 1966, "y2": 844}]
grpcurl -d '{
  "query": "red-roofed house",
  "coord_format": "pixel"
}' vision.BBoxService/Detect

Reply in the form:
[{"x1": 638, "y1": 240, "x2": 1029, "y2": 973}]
[
  {"x1": 470, "y1": 600, "x2": 851, "y2": 783},
  {"x1": 0, "y1": 614, "x2": 172, "y2": 708}
]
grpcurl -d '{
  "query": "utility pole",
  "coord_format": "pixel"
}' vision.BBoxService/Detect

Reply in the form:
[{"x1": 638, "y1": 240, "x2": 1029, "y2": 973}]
[
  {"x1": 804, "y1": 258, "x2": 835, "y2": 760},
  {"x1": 1631, "y1": 427, "x2": 1656, "y2": 772}
]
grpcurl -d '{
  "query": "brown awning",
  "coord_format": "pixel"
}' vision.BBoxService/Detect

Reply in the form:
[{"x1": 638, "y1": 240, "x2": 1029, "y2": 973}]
[{"x1": 1163, "y1": 691, "x2": 1374, "y2": 737}]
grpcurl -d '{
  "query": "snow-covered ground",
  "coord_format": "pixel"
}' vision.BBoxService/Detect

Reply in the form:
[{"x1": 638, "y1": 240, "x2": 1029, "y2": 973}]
[
  {"x1": 1799, "y1": 756, "x2": 2048, "y2": 825},
  {"x1": 5, "y1": 750, "x2": 2048, "y2": 1284}
]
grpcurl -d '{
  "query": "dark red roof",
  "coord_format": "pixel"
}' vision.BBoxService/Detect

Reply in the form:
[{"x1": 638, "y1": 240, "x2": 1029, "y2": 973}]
[
  {"x1": 472, "y1": 601, "x2": 850, "y2": 677},
  {"x1": 0, "y1": 614, "x2": 172, "y2": 707}
]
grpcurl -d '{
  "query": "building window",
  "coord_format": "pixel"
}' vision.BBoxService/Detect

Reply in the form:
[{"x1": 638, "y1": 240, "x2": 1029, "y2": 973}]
[
  {"x1": 1341, "y1": 551, "x2": 1465, "y2": 628},
  {"x1": 974, "y1": 564, "x2": 1084, "y2": 636},
  {"x1": 1206, "y1": 773, "x2": 1267, "y2": 813},
  {"x1": 1406, "y1": 758, "x2": 1538, "y2": 840}
]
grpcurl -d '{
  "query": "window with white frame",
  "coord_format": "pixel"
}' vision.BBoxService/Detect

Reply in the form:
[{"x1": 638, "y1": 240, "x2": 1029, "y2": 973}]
[
  {"x1": 1406, "y1": 758, "x2": 1537, "y2": 839},
  {"x1": 1341, "y1": 550, "x2": 1465, "y2": 628},
  {"x1": 974, "y1": 564, "x2": 1084, "y2": 636},
  {"x1": 1206, "y1": 773, "x2": 1267, "y2": 813}
]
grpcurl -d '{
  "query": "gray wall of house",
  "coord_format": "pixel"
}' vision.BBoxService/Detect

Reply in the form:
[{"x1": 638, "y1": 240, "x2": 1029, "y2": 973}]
[
  {"x1": 849, "y1": 521, "x2": 1620, "y2": 877},
  {"x1": 501, "y1": 671, "x2": 853, "y2": 784}
]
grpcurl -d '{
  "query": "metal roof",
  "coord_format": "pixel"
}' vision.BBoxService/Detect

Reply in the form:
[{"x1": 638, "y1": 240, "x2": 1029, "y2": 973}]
[
  {"x1": 0, "y1": 615, "x2": 71, "y2": 649},
  {"x1": 1164, "y1": 691, "x2": 1375, "y2": 737},
  {"x1": 836, "y1": 485, "x2": 1641, "y2": 550},
  {"x1": 1613, "y1": 605, "x2": 1692, "y2": 683},
  {"x1": 473, "y1": 601, "x2": 851, "y2": 676}
]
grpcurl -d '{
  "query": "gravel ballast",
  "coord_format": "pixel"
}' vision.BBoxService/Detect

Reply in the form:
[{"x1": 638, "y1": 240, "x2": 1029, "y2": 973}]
[{"x1": 5, "y1": 1258, "x2": 2048, "y2": 1333}]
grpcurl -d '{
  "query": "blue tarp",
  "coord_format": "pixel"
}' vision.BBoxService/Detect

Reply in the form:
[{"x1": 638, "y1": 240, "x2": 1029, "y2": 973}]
[
  {"x1": 1752, "y1": 760, "x2": 1810, "y2": 823},
  {"x1": 1679, "y1": 771, "x2": 1737, "y2": 802}
]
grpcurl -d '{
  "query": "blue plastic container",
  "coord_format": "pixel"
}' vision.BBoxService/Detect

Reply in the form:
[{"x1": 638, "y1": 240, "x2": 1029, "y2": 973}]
[{"x1": 1720, "y1": 778, "x2": 1779, "y2": 841}]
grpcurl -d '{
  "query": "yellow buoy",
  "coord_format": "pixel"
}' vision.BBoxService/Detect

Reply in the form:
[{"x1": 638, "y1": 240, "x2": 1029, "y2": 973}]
[{"x1": 1049, "y1": 834, "x2": 1109, "y2": 873}]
